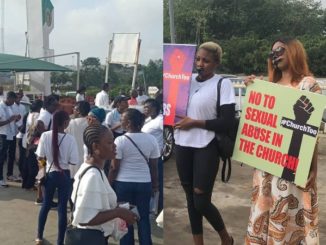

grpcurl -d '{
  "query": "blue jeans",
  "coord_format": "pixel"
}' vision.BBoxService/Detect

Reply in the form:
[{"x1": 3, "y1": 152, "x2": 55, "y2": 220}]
[
  {"x1": 37, "y1": 170, "x2": 71, "y2": 245},
  {"x1": 114, "y1": 181, "x2": 152, "y2": 245}
]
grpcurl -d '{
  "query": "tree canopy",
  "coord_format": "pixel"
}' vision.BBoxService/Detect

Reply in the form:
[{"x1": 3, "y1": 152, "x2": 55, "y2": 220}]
[{"x1": 164, "y1": 0, "x2": 326, "y2": 76}]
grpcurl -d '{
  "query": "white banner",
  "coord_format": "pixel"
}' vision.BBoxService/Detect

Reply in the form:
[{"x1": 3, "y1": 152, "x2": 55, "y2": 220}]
[{"x1": 110, "y1": 33, "x2": 140, "y2": 64}]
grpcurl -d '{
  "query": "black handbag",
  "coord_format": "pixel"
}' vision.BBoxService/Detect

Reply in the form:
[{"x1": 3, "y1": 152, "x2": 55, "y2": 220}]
[
  {"x1": 215, "y1": 77, "x2": 239, "y2": 183},
  {"x1": 65, "y1": 227, "x2": 106, "y2": 245},
  {"x1": 65, "y1": 165, "x2": 106, "y2": 245}
]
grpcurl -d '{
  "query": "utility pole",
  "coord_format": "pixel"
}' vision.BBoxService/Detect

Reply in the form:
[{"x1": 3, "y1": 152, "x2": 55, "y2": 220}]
[{"x1": 168, "y1": 0, "x2": 176, "y2": 43}]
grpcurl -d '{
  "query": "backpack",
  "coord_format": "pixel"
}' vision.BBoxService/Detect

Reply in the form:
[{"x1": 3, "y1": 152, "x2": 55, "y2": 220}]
[{"x1": 215, "y1": 77, "x2": 240, "y2": 183}]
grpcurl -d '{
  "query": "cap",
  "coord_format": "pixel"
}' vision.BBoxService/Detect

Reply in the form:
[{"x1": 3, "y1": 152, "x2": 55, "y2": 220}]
[{"x1": 114, "y1": 95, "x2": 130, "y2": 104}]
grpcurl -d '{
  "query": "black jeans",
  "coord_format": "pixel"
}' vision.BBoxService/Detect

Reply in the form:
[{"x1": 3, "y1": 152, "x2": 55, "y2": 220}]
[
  {"x1": 22, "y1": 149, "x2": 38, "y2": 189},
  {"x1": 0, "y1": 135, "x2": 16, "y2": 180},
  {"x1": 175, "y1": 138, "x2": 225, "y2": 234}
]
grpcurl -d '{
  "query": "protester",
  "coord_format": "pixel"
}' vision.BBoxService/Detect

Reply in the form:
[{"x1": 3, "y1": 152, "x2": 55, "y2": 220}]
[
  {"x1": 142, "y1": 98, "x2": 164, "y2": 213},
  {"x1": 105, "y1": 95, "x2": 129, "y2": 138},
  {"x1": 95, "y1": 83, "x2": 110, "y2": 109},
  {"x1": 35, "y1": 110, "x2": 79, "y2": 245},
  {"x1": 109, "y1": 108, "x2": 160, "y2": 245},
  {"x1": 128, "y1": 89, "x2": 138, "y2": 106},
  {"x1": 34, "y1": 95, "x2": 59, "y2": 205},
  {"x1": 13, "y1": 92, "x2": 27, "y2": 182},
  {"x1": 83, "y1": 106, "x2": 107, "y2": 162},
  {"x1": 244, "y1": 37, "x2": 321, "y2": 244},
  {"x1": 69, "y1": 124, "x2": 137, "y2": 244},
  {"x1": 0, "y1": 92, "x2": 21, "y2": 187},
  {"x1": 136, "y1": 86, "x2": 149, "y2": 105},
  {"x1": 22, "y1": 99, "x2": 43, "y2": 190},
  {"x1": 65, "y1": 101, "x2": 91, "y2": 177},
  {"x1": 18, "y1": 88, "x2": 31, "y2": 104},
  {"x1": 173, "y1": 41, "x2": 235, "y2": 245},
  {"x1": 76, "y1": 86, "x2": 86, "y2": 102}
]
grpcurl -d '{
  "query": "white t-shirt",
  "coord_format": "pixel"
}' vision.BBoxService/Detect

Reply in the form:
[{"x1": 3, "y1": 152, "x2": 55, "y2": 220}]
[
  {"x1": 35, "y1": 131, "x2": 79, "y2": 172},
  {"x1": 137, "y1": 95, "x2": 149, "y2": 105},
  {"x1": 0, "y1": 101, "x2": 16, "y2": 140},
  {"x1": 105, "y1": 108, "x2": 123, "y2": 134},
  {"x1": 38, "y1": 108, "x2": 52, "y2": 130},
  {"x1": 72, "y1": 163, "x2": 117, "y2": 237},
  {"x1": 76, "y1": 93, "x2": 85, "y2": 102},
  {"x1": 142, "y1": 114, "x2": 163, "y2": 153},
  {"x1": 22, "y1": 112, "x2": 39, "y2": 149},
  {"x1": 115, "y1": 132, "x2": 160, "y2": 183},
  {"x1": 95, "y1": 90, "x2": 109, "y2": 109},
  {"x1": 174, "y1": 74, "x2": 235, "y2": 148},
  {"x1": 12, "y1": 103, "x2": 27, "y2": 138},
  {"x1": 65, "y1": 117, "x2": 89, "y2": 177}
]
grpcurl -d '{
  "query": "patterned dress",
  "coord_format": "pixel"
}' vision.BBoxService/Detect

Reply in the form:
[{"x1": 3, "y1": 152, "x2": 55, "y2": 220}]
[{"x1": 245, "y1": 77, "x2": 321, "y2": 245}]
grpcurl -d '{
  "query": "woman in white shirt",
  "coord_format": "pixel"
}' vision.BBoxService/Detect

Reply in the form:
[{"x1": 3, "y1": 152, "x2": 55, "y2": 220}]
[
  {"x1": 174, "y1": 42, "x2": 235, "y2": 245},
  {"x1": 109, "y1": 108, "x2": 160, "y2": 245},
  {"x1": 70, "y1": 124, "x2": 137, "y2": 244},
  {"x1": 35, "y1": 110, "x2": 79, "y2": 245},
  {"x1": 76, "y1": 86, "x2": 86, "y2": 102}
]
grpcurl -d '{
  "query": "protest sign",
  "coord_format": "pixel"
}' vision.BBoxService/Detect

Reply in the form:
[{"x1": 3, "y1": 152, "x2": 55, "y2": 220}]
[
  {"x1": 163, "y1": 44, "x2": 196, "y2": 125},
  {"x1": 232, "y1": 80, "x2": 326, "y2": 187}
]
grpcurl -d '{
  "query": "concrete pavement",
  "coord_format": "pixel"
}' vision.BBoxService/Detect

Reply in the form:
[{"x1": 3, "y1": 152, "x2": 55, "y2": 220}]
[
  {"x1": 0, "y1": 178, "x2": 163, "y2": 245},
  {"x1": 164, "y1": 134, "x2": 326, "y2": 245}
]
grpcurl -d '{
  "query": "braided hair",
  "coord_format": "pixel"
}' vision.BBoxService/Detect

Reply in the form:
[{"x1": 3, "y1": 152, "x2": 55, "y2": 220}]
[{"x1": 83, "y1": 124, "x2": 108, "y2": 156}]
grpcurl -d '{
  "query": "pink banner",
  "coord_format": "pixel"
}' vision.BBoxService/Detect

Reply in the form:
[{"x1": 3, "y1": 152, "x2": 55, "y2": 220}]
[{"x1": 163, "y1": 44, "x2": 196, "y2": 126}]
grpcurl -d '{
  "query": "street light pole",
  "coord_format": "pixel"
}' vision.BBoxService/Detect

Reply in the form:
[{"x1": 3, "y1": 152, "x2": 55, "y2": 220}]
[{"x1": 169, "y1": 0, "x2": 176, "y2": 43}]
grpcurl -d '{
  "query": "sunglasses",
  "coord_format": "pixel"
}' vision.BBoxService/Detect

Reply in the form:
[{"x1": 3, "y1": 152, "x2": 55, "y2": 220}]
[{"x1": 268, "y1": 46, "x2": 285, "y2": 59}]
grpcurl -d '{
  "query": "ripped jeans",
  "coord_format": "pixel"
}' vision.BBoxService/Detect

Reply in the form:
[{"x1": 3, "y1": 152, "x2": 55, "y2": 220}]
[{"x1": 175, "y1": 138, "x2": 225, "y2": 234}]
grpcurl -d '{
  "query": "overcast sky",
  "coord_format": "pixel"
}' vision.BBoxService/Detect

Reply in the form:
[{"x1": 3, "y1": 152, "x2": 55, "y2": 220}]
[
  {"x1": 4, "y1": 0, "x2": 163, "y2": 66},
  {"x1": 2, "y1": 0, "x2": 325, "y2": 67}
]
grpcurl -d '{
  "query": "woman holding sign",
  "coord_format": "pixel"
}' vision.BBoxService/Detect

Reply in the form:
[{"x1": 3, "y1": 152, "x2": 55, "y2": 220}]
[
  {"x1": 174, "y1": 42, "x2": 236, "y2": 245},
  {"x1": 244, "y1": 37, "x2": 321, "y2": 245}
]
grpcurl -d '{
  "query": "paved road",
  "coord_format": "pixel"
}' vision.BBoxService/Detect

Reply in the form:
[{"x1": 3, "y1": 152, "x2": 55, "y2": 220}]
[
  {"x1": 0, "y1": 177, "x2": 163, "y2": 245},
  {"x1": 164, "y1": 134, "x2": 326, "y2": 245}
]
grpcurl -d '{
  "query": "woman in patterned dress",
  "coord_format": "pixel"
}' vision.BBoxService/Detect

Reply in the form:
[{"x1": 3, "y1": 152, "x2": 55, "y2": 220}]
[{"x1": 244, "y1": 37, "x2": 321, "y2": 245}]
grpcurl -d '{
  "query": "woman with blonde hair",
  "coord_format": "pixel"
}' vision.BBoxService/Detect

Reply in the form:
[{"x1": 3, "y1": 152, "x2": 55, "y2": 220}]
[{"x1": 174, "y1": 41, "x2": 235, "y2": 245}]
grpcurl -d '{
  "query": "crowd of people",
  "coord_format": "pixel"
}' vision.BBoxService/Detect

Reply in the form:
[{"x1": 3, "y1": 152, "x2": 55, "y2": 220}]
[
  {"x1": 0, "y1": 36, "x2": 322, "y2": 245},
  {"x1": 0, "y1": 85, "x2": 163, "y2": 245}
]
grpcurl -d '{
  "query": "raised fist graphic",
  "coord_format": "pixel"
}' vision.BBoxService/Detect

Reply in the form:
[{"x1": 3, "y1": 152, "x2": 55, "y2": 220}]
[{"x1": 293, "y1": 95, "x2": 314, "y2": 124}]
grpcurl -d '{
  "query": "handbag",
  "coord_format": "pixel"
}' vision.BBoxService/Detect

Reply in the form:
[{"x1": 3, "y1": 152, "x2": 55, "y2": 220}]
[
  {"x1": 65, "y1": 165, "x2": 107, "y2": 245},
  {"x1": 38, "y1": 133, "x2": 67, "y2": 185},
  {"x1": 215, "y1": 77, "x2": 239, "y2": 182}
]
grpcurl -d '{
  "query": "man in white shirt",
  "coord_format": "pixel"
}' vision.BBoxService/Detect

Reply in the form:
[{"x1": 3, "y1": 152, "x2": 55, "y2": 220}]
[
  {"x1": 136, "y1": 86, "x2": 149, "y2": 105},
  {"x1": 0, "y1": 92, "x2": 21, "y2": 187},
  {"x1": 65, "y1": 101, "x2": 90, "y2": 177},
  {"x1": 95, "y1": 83, "x2": 110, "y2": 109},
  {"x1": 18, "y1": 88, "x2": 30, "y2": 104},
  {"x1": 12, "y1": 93, "x2": 27, "y2": 182}
]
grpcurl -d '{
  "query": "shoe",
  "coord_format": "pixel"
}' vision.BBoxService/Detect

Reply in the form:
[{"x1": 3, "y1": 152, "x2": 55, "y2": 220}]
[
  {"x1": 15, "y1": 176, "x2": 22, "y2": 183},
  {"x1": 35, "y1": 238, "x2": 43, "y2": 245},
  {"x1": 0, "y1": 179, "x2": 8, "y2": 187},
  {"x1": 34, "y1": 198, "x2": 43, "y2": 205},
  {"x1": 7, "y1": 175, "x2": 16, "y2": 182}
]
